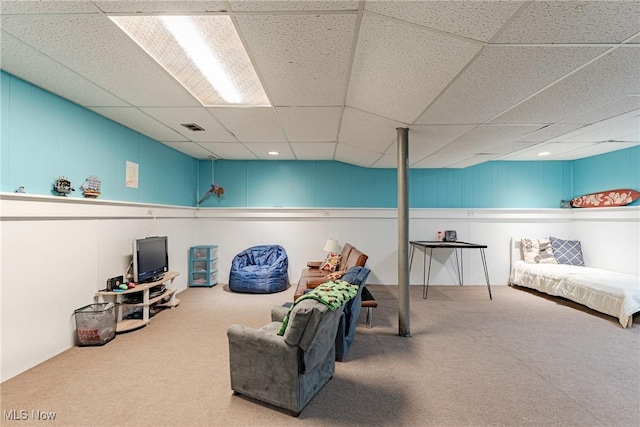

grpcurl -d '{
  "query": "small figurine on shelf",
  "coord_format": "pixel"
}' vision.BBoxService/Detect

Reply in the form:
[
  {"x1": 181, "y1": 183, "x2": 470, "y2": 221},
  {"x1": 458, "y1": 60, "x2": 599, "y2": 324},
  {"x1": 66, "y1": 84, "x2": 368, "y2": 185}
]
[
  {"x1": 16, "y1": 186, "x2": 25, "y2": 193},
  {"x1": 53, "y1": 176, "x2": 74, "y2": 196},
  {"x1": 81, "y1": 175, "x2": 101, "y2": 198}
]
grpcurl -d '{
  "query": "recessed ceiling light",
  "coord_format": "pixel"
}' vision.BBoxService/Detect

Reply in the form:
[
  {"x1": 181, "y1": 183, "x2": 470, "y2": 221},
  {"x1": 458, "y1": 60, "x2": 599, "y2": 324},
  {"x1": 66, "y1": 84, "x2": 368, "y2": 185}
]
[
  {"x1": 109, "y1": 15, "x2": 270, "y2": 107},
  {"x1": 267, "y1": 151, "x2": 280, "y2": 156},
  {"x1": 537, "y1": 151, "x2": 551, "y2": 157}
]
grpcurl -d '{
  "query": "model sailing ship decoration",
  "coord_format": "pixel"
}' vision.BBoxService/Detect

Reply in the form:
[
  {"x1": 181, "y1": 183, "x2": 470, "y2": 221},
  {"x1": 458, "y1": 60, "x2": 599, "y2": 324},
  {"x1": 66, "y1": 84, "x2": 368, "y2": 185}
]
[
  {"x1": 53, "y1": 176, "x2": 74, "y2": 196},
  {"x1": 81, "y1": 175, "x2": 101, "y2": 198}
]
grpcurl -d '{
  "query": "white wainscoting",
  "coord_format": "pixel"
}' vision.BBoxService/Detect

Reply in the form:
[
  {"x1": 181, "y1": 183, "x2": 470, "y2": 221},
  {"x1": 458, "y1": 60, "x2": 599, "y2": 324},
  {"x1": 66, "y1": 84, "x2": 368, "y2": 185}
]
[{"x1": 1, "y1": 193, "x2": 638, "y2": 381}]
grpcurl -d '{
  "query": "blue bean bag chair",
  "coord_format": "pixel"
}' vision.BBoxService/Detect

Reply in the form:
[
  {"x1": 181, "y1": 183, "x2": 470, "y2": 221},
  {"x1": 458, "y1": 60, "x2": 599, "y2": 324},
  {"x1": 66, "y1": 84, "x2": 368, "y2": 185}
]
[{"x1": 229, "y1": 245, "x2": 289, "y2": 293}]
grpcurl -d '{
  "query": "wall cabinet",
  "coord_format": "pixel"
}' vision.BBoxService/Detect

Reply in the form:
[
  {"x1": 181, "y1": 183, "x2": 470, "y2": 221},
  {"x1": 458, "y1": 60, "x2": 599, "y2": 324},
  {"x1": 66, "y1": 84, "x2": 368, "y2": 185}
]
[{"x1": 189, "y1": 245, "x2": 218, "y2": 287}]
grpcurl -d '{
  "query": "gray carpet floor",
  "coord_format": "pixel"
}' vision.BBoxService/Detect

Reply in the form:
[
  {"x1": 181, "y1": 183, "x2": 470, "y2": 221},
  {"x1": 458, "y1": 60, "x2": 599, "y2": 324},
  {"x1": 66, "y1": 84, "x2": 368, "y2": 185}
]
[{"x1": 2, "y1": 283, "x2": 639, "y2": 426}]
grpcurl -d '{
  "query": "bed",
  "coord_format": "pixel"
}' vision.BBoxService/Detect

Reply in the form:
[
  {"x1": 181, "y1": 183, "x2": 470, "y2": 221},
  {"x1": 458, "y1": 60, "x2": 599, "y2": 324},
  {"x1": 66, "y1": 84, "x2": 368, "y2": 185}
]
[{"x1": 509, "y1": 238, "x2": 640, "y2": 328}]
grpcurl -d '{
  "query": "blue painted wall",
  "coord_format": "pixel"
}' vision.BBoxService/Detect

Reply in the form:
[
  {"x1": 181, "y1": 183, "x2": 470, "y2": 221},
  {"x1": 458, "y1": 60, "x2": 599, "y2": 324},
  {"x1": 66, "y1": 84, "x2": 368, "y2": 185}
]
[
  {"x1": 1, "y1": 71, "x2": 198, "y2": 206},
  {"x1": 3, "y1": 71, "x2": 637, "y2": 209},
  {"x1": 197, "y1": 159, "x2": 574, "y2": 208},
  {"x1": 198, "y1": 160, "x2": 398, "y2": 208},
  {"x1": 196, "y1": 147, "x2": 639, "y2": 208},
  {"x1": 572, "y1": 145, "x2": 640, "y2": 200}
]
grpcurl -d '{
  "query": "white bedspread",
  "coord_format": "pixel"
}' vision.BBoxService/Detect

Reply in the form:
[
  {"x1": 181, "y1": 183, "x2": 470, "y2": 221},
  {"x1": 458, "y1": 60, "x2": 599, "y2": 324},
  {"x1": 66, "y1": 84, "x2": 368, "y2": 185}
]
[{"x1": 511, "y1": 260, "x2": 640, "y2": 327}]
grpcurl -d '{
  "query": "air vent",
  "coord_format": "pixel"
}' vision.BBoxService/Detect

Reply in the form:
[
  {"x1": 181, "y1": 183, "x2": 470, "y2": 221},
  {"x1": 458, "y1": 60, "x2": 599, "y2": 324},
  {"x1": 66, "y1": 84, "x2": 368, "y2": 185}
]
[{"x1": 181, "y1": 123, "x2": 205, "y2": 132}]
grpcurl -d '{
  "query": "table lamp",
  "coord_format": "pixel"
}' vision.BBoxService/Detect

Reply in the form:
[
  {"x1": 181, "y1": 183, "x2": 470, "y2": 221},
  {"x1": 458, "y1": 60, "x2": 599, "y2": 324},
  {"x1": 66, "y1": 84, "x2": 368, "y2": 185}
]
[{"x1": 323, "y1": 238, "x2": 340, "y2": 254}]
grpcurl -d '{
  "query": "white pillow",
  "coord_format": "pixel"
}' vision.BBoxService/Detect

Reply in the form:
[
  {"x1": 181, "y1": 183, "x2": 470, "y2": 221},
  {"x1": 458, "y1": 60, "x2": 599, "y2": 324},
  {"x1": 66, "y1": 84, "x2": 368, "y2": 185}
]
[{"x1": 521, "y1": 238, "x2": 558, "y2": 264}]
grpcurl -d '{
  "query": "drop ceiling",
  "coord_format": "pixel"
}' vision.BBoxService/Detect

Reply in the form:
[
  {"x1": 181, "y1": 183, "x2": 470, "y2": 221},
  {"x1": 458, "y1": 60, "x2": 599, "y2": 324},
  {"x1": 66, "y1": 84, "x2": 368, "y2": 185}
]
[{"x1": 1, "y1": 0, "x2": 638, "y2": 168}]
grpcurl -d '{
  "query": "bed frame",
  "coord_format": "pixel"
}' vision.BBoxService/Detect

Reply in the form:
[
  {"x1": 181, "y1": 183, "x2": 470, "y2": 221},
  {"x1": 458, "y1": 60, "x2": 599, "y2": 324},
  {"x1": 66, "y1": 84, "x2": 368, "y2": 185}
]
[{"x1": 509, "y1": 238, "x2": 640, "y2": 328}]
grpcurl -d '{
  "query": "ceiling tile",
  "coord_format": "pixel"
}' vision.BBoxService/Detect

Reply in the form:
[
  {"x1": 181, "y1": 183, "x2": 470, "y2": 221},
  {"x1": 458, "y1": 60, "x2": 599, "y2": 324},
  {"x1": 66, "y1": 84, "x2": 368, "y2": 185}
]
[
  {"x1": 235, "y1": 13, "x2": 357, "y2": 106},
  {"x1": 0, "y1": 14, "x2": 200, "y2": 107},
  {"x1": 501, "y1": 141, "x2": 596, "y2": 161},
  {"x1": 546, "y1": 141, "x2": 640, "y2": 160},
  {"x1": 416, "y1": 45, "x2": 607, "y2": 125},
  {"x1": 503, "y1": 141, "x2": 640, "y2": 161},
  {"x1": 370, "y1": 149, "x2": 474, "y2": 168},
  {"x1": 209, "y1": 107, "x2": 286, "y2": 142},
  {"x1": 615, "y1": 132, "x2": 640, "y2": 143},
  {"x1": 339, "y1": 107, "x2": 405, "y2": 152},
  {"x1": 93, "y1": 1, "x2": 228, "y2": 13},
  {"x1": 89, "y1": 107, "x2": 187, "y2": 142},
  {"x1": 410, "y1": 152, "x2": 474, "y2": 169},
  {"x1": 493, "y1": 1, "x2": 640, "y2": 43},
  {"x1": 550, "y1": 110, "x2": 640, "y2": 143},
  {"x1": 141, "y1": 107, "x2": 236, "y2": 142},
  {"x1": 161, "y1": 141, "x2": 218, "y2": 159},
  {"x1": 560, "y1": 95, "x2": 640, "y2": 125},
  {"x1": 0, "y1": 31, "x2": 128, "y2": 107},
  {"x1": 290, "y1": 142, "x2": 336, "y2": 160},
  {"x1": 229, "y1": 1, "x2": 359, "y2": 12},
  {"x1": 517, "y1": 123, "x2": 586, "y2": 143},
  {"x1": 447, "y1": 155, "x2": 500, "y2": 169},
  {"x1": 347, "y1": 11, "x2": 482, "y2": 123},
  {"x1": 442, "y1": 125, "x2": 544, "y2": 155},
  {"x1": 334, "y1": 143, "x2": 382, "y2": 168},
  {"x1": 244, "y1": 142, "x2": 295, "y2": 160},
  {"x1": 0, "y1": 1, "x2": 99, "y2": 14},
  {"x1": 365, "y1": 0, "x2": 522, "y2": 42},
  {"x1": 276, "y1": 107, "x2": 342, "y2": 142},
  {"x1": 196, "y1": 142, "x2": 258, "y2": 160},
  {"x1": 490, "y1": 48, "x2": 640, "y2": 124},
  {"x1": 491, "y1": 141, "x2": 539, "y2": 155},
  {"x1": 383, "y1": 125, "x2": 476, "y2": 166},
  {"x1": 370, "y1": 153, "x2": 397, "y2": 168}
]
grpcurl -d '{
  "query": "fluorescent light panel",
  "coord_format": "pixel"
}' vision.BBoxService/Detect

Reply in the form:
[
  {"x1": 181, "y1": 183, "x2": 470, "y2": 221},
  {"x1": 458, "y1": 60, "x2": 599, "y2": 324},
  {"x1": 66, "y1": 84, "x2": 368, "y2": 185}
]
[{"x1": 109, "y1": 15, "x2": 269, "y2": 106}]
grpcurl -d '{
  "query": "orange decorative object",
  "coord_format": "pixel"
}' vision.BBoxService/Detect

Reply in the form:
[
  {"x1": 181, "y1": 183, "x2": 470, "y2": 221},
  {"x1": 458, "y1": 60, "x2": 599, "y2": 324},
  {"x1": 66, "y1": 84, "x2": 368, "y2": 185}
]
[
  {"x1": 570, "y1": 189, "x2": 640, "y2": 208},
  {"x1": 198, "y1": 183, "x2": 225, "y2": 204}
]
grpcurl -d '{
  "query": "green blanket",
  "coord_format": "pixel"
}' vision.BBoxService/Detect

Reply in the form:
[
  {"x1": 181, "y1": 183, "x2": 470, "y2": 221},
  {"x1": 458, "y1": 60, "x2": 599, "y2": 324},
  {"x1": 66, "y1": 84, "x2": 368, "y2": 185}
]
[{"x1": 277, "y1": 280, "x2": 358, "y2": 336}]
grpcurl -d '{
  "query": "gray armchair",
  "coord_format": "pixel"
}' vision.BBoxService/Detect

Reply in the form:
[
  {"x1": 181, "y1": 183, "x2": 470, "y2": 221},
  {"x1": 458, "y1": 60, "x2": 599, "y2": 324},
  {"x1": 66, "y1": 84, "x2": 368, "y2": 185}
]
[{"x1": 227, "y1": 299, "x2": 344, "y2": 416}]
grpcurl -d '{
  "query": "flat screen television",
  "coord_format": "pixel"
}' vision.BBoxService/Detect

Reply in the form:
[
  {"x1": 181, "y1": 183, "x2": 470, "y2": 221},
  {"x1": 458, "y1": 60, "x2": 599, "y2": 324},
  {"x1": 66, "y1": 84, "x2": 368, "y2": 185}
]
[{"x1": 132, "y1": 236, "x2": 169, "y2": 283}]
